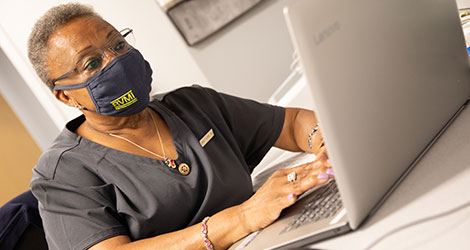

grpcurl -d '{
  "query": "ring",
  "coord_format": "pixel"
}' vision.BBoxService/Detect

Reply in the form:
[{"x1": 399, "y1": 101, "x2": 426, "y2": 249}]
[{"x1": 287, "y1": 172, "x2": 297, "y2": 183}]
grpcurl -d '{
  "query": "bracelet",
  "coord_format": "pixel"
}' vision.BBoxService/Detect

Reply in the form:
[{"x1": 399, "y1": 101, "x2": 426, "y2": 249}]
[
  {"x1": 201, "y1": 216, "x2": 214, "y2": 250},
  {"x1": 308, "y1": 124, "x2": 319, "y2": 150}
]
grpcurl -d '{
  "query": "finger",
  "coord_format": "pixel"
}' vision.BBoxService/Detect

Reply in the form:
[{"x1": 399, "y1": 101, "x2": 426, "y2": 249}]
[
  {"x1": 304, "y1": 159, "x2": 328, "y2": 172},
  {"x1": 293, "y1": 176, "x2": 328, "y2": 196},
  {"x1": 306, "y1": 160, "x2": 333, "y2": 179},
  {"x1": 321, "y1": 147, "x2": 329, "y2": 159},
  {"x1": 284, "y1": 158, "x2": 325, "y2": 174},
  {"x1": 279, "y1": 159, "x2": 333, "y2": 194},
  {"x1": 326, "y1": 167, "x2": 334, "y2": 176},
  {"x1": 300, "y1": 162, "x2": 334, "y2": 182},
  {"x1": 315, "y1": 148, "x2": 329, "y2": 161},
  {"x1": 274, "y1": 188, "x2": 298, "y2": 209},
  {"x1": 312, "y1": 148, "x2": 332, "y2": 169},
  {"x1": 316, "y1": 149, "x2": 333, "y2": 172},
  {"x1": 287, "y1": 193, "x2": 297, "y2": 205},
  {"x1": 290, "y1": 169, "x2": 330, "y2": 195},
  {"x1": 275, "y1": 193, "x2": 298, "y2": 212},
  {"x1": 318, "y1": 155, "x2": 332, "y2": 168},
  {"x1": 281, "y1": 161, "x2": 327, "y2": 189}
]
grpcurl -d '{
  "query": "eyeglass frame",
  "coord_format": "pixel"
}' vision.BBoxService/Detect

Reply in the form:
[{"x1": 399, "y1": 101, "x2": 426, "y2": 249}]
[{"x1": 49, "y1": 28, "x2": 134, "y2": 85}]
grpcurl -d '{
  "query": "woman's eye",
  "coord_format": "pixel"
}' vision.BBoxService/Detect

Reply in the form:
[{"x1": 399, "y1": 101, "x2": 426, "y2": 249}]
[
  {"x1": 114, "y1": 41, "x2": 126, "y2": 52},
  {"x1": 83, "y1": 58, "x2": 102, "y2": 72}
]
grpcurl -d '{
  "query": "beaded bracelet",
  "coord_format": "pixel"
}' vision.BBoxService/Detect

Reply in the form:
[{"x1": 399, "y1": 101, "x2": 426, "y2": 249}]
[
  {"x1": 201, "y1": 216, "x2": 214, "y2": 250},
  {"x1": 308, "y1": 124, "x2": 319, "y2": 150}
]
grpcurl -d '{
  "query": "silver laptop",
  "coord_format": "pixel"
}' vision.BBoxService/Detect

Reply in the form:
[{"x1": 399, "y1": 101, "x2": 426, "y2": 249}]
[{"x1": 230, "y1": 0, "x2": 470, "y2": 249}]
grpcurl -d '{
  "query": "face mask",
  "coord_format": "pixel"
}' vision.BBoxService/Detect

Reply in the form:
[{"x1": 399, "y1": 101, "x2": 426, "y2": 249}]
[{"x1": 53, "y1": 48, "x2": 153, "y2": 117}]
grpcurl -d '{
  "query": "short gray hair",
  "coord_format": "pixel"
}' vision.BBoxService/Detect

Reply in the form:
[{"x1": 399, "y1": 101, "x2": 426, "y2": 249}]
[{"x1": 27, "y1": 3, "x2": 101, "y2": 91}]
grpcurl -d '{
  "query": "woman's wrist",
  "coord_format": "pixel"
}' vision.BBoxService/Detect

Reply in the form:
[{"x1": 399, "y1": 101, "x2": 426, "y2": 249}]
[
  {"x1": 307, "y1": 124, "x2": 320, "y2": 152},
  {"x1": 196, "y1": 204, "x2": 256, "y2": 250},
  {"x1": 201, "y1": 217, "x2": 214, "y2": 250},
  {"x1": 237, "y1": 202, "x2": 257, "y2": 234}
]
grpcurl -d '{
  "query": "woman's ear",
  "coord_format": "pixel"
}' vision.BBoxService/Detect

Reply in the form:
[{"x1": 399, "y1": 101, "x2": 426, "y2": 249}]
[{"x1": 54, "y1": 90, "x2": 75, "y2": 107}]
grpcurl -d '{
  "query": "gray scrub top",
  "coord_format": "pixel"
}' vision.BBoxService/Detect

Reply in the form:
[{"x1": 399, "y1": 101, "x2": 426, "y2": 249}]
[{"x1": 30, "y1": 86, "x2": 285, "y2": 250}]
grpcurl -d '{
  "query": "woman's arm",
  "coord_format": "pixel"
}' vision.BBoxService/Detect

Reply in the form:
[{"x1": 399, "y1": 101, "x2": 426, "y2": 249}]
[
  {"x1": 89, "y1": 150, "x2": 331, "y2": 250},
  {"x1": 274, "y1": 108, "x2": 324, "y2": 154},
  {"x1": 90, "y1": 204, "x2": 247, "y2": 250}
]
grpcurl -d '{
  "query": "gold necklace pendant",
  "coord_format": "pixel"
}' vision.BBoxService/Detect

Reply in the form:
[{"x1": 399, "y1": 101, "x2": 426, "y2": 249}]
[
  {"x1": 178, "y1": 163, "x2": 191, "y2": 176},
  {"x1": 164, "y1": 158, "x2": 177, "y2": 169}
]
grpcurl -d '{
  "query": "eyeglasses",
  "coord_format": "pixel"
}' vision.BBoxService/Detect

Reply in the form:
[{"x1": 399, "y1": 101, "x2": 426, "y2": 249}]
[{"x1": 50, "y1": 28, "x2": 135, "y2": 85}]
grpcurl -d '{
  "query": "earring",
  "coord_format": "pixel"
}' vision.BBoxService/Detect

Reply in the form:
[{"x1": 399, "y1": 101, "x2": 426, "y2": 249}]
[{"x1": 74, "y1": 105, "x2": 86, "y2": 111}]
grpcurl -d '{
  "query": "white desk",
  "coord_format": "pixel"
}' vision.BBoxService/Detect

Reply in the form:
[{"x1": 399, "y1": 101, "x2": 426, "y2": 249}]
[{"x1": 305, "y1": 104, "x2": 470, "y2": 250}]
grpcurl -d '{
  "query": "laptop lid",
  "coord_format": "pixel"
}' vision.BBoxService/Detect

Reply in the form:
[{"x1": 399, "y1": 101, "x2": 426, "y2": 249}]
[{"x1": 284, "y1": 0, "x2": 470, "y2": 229}]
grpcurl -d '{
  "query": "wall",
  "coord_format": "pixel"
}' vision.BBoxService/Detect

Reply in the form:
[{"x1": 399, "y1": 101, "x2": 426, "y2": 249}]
[
  {"x1": 458, "y1": 0, "x2": 470, "y2": 8},
  {"x1": 0, "y1": 92, "x2": 42, "y2": 205},
  {"x1": 0, "y1": 47, "x2": 59, "y2": 150},
  {"x1": 189, "y1": 0, "x2": 297, "y2": 102}
]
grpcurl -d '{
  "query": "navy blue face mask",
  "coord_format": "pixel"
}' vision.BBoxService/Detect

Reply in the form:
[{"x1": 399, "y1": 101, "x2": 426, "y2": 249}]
[{"x1": 53, "y1": 48, "x2": 153, "y2": 117}]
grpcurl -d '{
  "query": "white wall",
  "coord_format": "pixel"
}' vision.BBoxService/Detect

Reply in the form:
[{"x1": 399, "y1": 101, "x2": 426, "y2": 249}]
[
  {"x1": 457, "y1": 0, "x2": 470, "y2": 8},
  {"x1": 0, "y1": 48, "x2": 58, "y2": 150},
  {"x1": 189, "y1": 0, "x2": 297, "y2": 102},
  {"x1": 0, "y1": 0, "x2": 210, "y2": 148}
]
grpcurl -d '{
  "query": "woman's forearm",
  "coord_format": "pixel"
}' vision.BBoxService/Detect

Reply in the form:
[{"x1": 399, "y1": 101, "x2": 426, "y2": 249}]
[
  {"x1": 275, "y1": 108, "x2": 322, "y2": 154},
  {"x1": 91, "y1": 204, "x2": 251, "y2": 250},
  {"x1": 292, "y1": 108, "x2": 322, "y2": 154}
]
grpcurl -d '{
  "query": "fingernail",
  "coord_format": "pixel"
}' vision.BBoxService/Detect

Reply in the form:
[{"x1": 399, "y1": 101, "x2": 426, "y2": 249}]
[
  {"x1": 288, "y1": 193, "x2": 295, "y2": 200},
  {"x1": 327, "y1": 168, "x2": 334, "y2": 176},
  {"x1": 318, "y1": 173, "x2": 329, "y2": 180}
]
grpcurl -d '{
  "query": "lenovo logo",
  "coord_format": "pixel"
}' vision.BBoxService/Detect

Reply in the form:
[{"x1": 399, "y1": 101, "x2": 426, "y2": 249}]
[{"x1": 314, "y1": 21, "x2": 341, "y2": 45}]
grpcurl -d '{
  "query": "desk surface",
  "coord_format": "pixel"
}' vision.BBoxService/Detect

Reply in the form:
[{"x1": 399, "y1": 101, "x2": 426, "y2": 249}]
[{"x1": 307, "y1": 104, "x2": 470, "y2": 250}]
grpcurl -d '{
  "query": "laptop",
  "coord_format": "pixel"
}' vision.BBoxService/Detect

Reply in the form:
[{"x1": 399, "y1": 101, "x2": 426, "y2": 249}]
[{"x1": 230, "y1": 0, "x2": 470, "y2": 249}]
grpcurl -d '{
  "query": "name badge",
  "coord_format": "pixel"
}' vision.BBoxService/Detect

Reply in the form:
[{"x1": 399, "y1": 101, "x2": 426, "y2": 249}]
[{"x1": 199, "y1": 129, "x2": 214, "y2": 147}]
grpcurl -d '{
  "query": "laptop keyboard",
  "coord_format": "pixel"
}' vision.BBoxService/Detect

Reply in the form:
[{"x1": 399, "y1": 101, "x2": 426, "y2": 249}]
[{"x1": 282, "y1": 179, "x2": 342, "y2": 233}]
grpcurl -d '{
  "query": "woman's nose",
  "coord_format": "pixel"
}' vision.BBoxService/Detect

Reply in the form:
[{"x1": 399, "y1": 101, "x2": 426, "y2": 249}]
[{"x1": 100, "y1": 49, "x2": 118, "y2": 68}]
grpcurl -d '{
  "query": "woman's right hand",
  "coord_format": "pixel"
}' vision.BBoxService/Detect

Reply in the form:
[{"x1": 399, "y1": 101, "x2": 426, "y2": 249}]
[{"x1": 239, "y1": 148, "x2": 332, "y2": 232}]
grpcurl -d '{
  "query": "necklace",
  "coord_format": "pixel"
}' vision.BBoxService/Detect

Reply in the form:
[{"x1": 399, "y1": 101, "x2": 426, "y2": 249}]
[{"x1": 108, "y1": 109, "x2": 191, "y2": 175}]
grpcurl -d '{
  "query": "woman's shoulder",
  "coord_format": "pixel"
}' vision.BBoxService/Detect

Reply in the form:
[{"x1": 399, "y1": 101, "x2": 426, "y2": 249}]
[
  {"x1": 150, "y1": 85, "x2": 229, "y2": 118},
  {"x1": 150, "y1": 84, "x2": 217, "y2": 103},
  {"x1": 33, "y1": 129, "x2": 104, "y2": 183}
]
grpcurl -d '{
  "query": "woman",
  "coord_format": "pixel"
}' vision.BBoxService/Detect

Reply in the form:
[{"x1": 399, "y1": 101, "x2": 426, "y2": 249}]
[{"x1": 28, "y1": 3, "x2": 332, "y2": 250}]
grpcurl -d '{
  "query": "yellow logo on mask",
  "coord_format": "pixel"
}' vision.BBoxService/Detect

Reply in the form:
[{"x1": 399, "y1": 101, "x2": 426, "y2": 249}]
[{"x1": 110, "y1": 90, "x2": 138, "y2": 110}]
